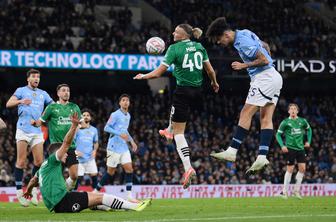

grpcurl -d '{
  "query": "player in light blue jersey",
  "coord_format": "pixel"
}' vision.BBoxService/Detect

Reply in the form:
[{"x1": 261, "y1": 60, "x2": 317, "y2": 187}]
[
  {"x1": 95, "y1": 94, "x2": 139, "y2": 203},
  {"x1": 6, "y1": 69, "x2": 53, "y2": 206},
  {"x1": 207, "y1": 17, "x2": 283, "y2": 174},
  {"x1": 75, "y1": 109, "x2": 99, "y2": 189}
]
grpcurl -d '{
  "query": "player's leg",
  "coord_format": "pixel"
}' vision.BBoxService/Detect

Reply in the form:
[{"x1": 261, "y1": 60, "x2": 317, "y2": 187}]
[
  {"x1": 30, "y1": 139, "x2": 44, "y2": 206},
  {"x1": 87, "y1": 159, "x2": 99, "y2": 189},
  {"x1": 281, "y1": 164, "x2": 294, "y2": 199},
  {"x1": 246, "y1": 103, "x2": 275, "y2": 173},
  {"x1": 159, "y1": 106, "x2": 174, "y2": 143},
  {"x1": 65, "y1": 150, "x2": 79, "y2": 191},
  {"x1": 15, "y1": 136, "x2": 30, "y2": 207},
  {"x1": 211, "y1": 104, "x2": 258, "y2": 161},
  {"x1": 87, "y1": 192, "x2": 151, "y2": 212},
  {"x1": 96, "y1": 150, "x2": 119, "y2": 191},
  {"x1": 121, "y1": 152, "x2": 139, "y2": 202},
  {"x1": 294, "y1": 151, "x2": 306, "y2": 199},
  {"x1": 173, "y1": 121, "x2": 195, "y2": 189},
  {"x1": 76, "y1": 162, "x2": 85, "y2": 189}
]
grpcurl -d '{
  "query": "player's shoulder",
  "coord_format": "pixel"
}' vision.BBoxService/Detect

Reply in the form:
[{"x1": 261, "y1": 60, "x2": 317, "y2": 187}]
[
  {"x1": 235, "y1": 29, "x2": 256, "y2": 43},
  {"x1": 68, "y1": 102, "x2": 79, "y2": 108},
  {"x1": 298, "y1": 117, "x2": 308, "y2": 122}
]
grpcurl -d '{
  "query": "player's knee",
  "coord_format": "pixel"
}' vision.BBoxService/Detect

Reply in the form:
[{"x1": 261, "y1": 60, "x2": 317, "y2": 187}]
[
  {"x1": 33, "y1": 159, "x2": 43, "y2": 167},
  {"x1": 16, "y1": 159, "x2": 26, "y2": 168}
]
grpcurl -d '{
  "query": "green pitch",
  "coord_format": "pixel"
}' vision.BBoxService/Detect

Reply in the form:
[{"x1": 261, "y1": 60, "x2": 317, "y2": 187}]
[{"x1": 0, "y1": 197, "x2": 335, "y2": 222}]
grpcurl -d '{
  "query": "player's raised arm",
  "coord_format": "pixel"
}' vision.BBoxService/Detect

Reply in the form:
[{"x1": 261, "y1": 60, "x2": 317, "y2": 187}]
[
  {"x1": 133, "y1": 64, "x2": 168, "y2": 80},
  {"x1": 56, "y1": 112, "x2": 80, "y2": 160}
]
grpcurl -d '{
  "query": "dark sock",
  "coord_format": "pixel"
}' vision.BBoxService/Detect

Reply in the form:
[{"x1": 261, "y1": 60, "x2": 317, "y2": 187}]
[
  {"x1": 32, "y1": 165, "x2": 40, "y2": 177},
  {"x1": 15, "y1": 167, "x2": 24, "y2": 190},
  {"x1": 91, "y1": 176, "x2": 98, "y2": 189},
  {"x1": 125, "y1": 173, "x2": 133, "y2": 191},
  {"x1": 230, "y1": 126, "x2": 248, "y2": 150},
  {"x1": 96, "y1": 173, "x2": 114, "y2": 191},
  {"x1": 258, "y1": 129, "x2": 274, "y2": 155}
]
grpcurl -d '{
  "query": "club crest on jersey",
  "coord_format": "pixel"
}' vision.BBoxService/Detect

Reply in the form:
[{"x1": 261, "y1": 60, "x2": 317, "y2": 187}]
[{"x1": 32, "y1": 93, "x2": 37, "y2": 97}]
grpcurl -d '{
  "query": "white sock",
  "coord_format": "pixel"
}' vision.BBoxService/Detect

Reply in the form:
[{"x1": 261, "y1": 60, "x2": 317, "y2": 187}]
[
  {"x1": 283, "y1": 171, "x2": 292, "y2": 194},
  {"x1": 102, "y1": 194, "x2": 138, "y2": 210},
  {"x1": 66, "y1": 177, "x2": 76, "y2": 190},
  {"x1": 294, "y1": 172, "x2": 304, "y2": 193},
  {"x1": 174, "y1": 134, "x2": 191, "y2": 171},
  {"x1": 32, "y1": 187, "x2": 38, "y2": 195}
]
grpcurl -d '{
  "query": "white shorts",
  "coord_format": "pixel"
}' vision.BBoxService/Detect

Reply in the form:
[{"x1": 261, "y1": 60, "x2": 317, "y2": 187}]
[
  {"x1": 246, "y1": 67, "x2": 283, "y2": 107},
  {"x1": 15, "y1": 129, "x2": 44, "y2": 148},
  {"x1": 77, "y1": 159, "x2": 98, "y2": 176},
  {"x1": 106, "y1": 150, "x2": 132, "y2": 168}
]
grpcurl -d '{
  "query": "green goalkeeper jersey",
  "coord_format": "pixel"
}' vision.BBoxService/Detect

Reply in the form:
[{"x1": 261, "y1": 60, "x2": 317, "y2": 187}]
[
  {"x1": 162, "y1": 39, "x2": 209, "y2": 87},
  {"x1": 36, "y1": 153, "x2": 67, "y2": 211},
  {"x1": 276, "y1": 117, "x2": 312, "y2": 150},
  {"x1": 40, "y1": 102, "x2": 81, "y2": 150}
]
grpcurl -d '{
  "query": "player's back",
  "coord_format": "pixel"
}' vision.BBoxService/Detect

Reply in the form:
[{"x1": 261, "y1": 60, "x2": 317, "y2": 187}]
[{"x1": 166, "y1": 40, "x2": 208, "y2": 87}]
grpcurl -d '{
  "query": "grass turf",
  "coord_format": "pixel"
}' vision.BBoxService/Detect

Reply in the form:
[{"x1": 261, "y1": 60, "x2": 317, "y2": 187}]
[{"x1": 0, "y1": 197, "x2": 335, "y2": 222}]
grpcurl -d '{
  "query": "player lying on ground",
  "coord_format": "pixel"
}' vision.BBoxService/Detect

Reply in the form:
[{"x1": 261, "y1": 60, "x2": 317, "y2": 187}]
[{"x1": 24, "y1": 112, "x2": 151, "y2": 213}]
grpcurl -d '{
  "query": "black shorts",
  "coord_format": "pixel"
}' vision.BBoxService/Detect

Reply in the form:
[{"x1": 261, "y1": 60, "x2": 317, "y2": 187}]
[
  {"x1": 171, "y1": 86, "x2": 202, "y2": 122},
  {"x1": 54, "y1": 192, "x2": 88, "y2": 213},
  {"x1": 65, "y1": 150, "x2": 79, "y2": 167},
  {"x1": 286, "y1": 149, "x2": 306, "y2": 165}
]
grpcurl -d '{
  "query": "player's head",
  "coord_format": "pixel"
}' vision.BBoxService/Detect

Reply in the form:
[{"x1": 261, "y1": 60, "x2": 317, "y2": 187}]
[
  {"x1": 173, "y1": 24, "x2": 203, "y2": 42},
  {"x1": 288, "y1": 103, "x2": 299, "y2": 118},
  {"x1": 56, "y1": 84, "x2": 70, "y2": 102},
  {"x1": 48, "y1": 142, "x2": 68, "y2": 163},
  {"x1": 81, "y1": 108, "x2": 92, "y2": 124},
  {"x1": 26, "y1": 69, "x2": 41, "y2": 89},
  {"x1": 119, "y1": 94, "x2": 130, "y2": 110},
  {"x1": 206, "y1": 17, "x2": 233, "y2": 46}
]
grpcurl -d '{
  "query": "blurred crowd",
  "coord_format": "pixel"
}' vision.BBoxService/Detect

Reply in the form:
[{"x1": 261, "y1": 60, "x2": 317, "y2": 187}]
[
  {"x1": 1, "y1": 91, "x2": 336, "y2": 187},
  {"x1": 0, "y1": 0, "x2": 335, "y2": 58}
]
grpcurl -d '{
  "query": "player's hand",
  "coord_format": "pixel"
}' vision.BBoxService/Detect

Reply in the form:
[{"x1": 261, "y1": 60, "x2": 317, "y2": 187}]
[
  {"x1": 70, "y1": 112, "x2": 80, "y2": 126},
  {"x1": 133, "y1": 74, "x2": 145, "y2": 80},
  {"x1": 31, "y1": 119, "x2": 36, "y2": 126},
  {"x1": 23, "y1": 191, "x2": 32, "y2": 199},
  {"x1": 75, "y1": 150, "x2": 84, "y2": 157},
  {"x1": 131, "y1": 141, "x2": 138, "y2": 152},
  {"x1": 20, "y1": 98, "x2": 32, "y2": 105},
  {"x1": 231, "y1": 61, "x2": 247, "y2": 70},
  {"x1": 211, "y1": 81, "x2": 219, "y2": 93},
  {"x1": 281, "y1": 146, "x2": 288, "y2": 153},
  {"x1": 304, "y1": 142, "x2": 310, "y2": 148},
  {"x1": 120, "y1": 133, "x2": 129, "y2": 141}
]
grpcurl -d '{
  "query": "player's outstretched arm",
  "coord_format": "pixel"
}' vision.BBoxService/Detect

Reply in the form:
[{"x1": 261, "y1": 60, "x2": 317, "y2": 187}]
[
  {"x1": 204, "y1": 61, "x2": 219, "y2": 93},
  {"x1": 133, "y1": 64, "x2": 168, "y2": 80},
  {"x1": 6, "y1": 96, "x2": 32, "y2": 108},
  {"x1": 0, "y1": 118, "x2": 6, "y2": 130},
  {"x1": 56, "y1": 113, "x2": 80, "y2": 160},
  {"x1": 23, "y1": 176, "x2": 38, "y2": 199}
]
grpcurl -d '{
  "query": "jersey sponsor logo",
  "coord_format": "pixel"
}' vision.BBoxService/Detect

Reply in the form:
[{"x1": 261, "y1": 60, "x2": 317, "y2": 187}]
[
  {"x1": 291, "y1": 128, "x2": 302, "y2": 135},
  {"x1": 57, "y1": 116, "x2": 71, "y2": 125}
]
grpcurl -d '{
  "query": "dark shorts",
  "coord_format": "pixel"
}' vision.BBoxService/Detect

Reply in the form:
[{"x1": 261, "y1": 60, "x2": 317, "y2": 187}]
[
  {"x1": 171, "y1": 86, "x2": 202, "y2": 122},
  {"x1": 286, "y1": 149, "x2": 306, "y2": 165},
  {"x1": 65, "y1": 149, "x2": 79, "y2": 167},
  {"x1": 54, "y1": 192, "x2": 89, "y2": 213}
]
